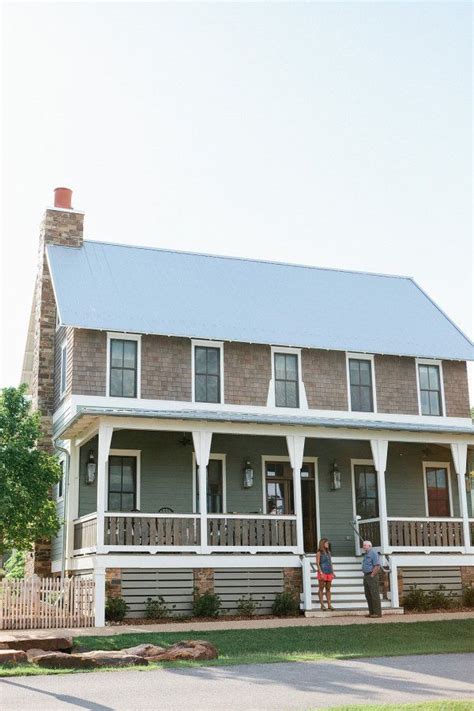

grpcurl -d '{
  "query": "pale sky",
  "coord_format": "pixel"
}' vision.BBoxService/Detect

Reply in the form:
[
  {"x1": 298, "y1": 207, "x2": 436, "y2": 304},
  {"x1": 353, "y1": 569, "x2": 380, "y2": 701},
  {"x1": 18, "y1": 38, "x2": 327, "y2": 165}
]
[{"x1": 1, "y1": 2, "x2": 473, "y2": 403}]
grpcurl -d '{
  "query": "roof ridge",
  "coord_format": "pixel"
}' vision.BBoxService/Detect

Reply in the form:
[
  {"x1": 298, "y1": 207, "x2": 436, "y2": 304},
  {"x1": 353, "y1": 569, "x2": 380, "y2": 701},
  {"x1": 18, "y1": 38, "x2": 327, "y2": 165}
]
[{"x1": 75, "y1": 239, "x2": 413, "y2": 282}]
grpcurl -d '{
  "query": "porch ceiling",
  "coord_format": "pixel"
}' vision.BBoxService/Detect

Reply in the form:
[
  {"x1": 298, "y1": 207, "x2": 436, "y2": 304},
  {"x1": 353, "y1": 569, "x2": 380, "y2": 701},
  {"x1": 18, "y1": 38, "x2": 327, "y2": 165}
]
[{"x1": 54, "y1": 405, "x2": 474, "y2": 442}]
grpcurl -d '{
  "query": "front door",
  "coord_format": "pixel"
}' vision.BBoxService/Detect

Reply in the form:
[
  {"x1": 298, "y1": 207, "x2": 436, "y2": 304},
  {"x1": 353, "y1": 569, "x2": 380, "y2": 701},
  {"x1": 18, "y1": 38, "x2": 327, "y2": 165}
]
[{"x1": 265, "y1": 461, "x2": 318, "y2": 553}]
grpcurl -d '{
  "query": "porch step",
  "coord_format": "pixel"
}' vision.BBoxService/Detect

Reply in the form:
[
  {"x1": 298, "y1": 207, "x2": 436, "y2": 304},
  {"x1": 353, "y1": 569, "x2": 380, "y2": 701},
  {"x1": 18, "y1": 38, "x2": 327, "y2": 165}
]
[{"x1": 305, "y1": 607, "x2": 404, "y2": 618}]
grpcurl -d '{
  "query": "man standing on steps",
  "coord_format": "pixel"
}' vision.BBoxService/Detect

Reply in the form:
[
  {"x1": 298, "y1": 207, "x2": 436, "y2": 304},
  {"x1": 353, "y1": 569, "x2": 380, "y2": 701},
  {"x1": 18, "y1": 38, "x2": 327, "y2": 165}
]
[{"x1": 361, "y1": 540, "x2": 382, "y2": 618}]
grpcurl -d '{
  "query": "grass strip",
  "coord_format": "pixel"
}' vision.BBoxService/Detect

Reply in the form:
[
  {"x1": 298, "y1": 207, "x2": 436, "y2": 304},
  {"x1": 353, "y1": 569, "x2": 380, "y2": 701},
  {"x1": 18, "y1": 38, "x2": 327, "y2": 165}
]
[{"x1": 0, "y1": 619, "x2": 472, "y2": 677}]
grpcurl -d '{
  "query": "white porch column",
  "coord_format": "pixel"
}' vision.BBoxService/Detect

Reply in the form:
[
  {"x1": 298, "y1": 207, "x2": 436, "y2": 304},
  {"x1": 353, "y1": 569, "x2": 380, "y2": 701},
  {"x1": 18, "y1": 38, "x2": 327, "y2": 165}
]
[
  {"x1": 286, "y1": 435, "x2": 305, "y2": 554},
  {"x1": 451, "y1": 442, "x2": 470, "y2": 550},
  {"x1": 65, "y1": 442, "x2": 79, "y2": 563},
  {"x1": 94, "y1": 568, "x2": 106, "y2": 627},
  {"x1": 389, "y1": 559, "x2": 399, "y2": 609},
  {"x1": 192, "y1": 431, "x2": 213, "y2": 553},
  {"x1": 370, "y1": 439, "x2": 389, "y2": 553},
  {"x1": 97, "y1": 423, "x2": 114, "y2": 552}
]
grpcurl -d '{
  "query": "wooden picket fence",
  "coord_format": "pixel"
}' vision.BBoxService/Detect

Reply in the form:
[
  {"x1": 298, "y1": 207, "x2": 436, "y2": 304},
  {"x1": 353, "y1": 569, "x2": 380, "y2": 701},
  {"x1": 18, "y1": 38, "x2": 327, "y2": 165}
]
[{"x1": 0, "y1": 576, "x2": 95, "y2": 630}]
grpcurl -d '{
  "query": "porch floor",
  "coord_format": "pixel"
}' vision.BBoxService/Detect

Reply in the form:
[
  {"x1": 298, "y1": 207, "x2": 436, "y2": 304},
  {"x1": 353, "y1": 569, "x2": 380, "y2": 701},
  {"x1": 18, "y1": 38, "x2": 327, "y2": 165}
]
[{"x1": 1, "y1": 611, "x2": 472, "y2": 641}]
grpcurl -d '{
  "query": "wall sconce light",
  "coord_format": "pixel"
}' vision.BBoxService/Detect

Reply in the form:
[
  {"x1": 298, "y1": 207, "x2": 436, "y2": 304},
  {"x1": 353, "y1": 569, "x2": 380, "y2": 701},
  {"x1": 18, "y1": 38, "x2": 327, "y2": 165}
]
[
  {"x1": 330, "y1": 461, "x2": 341, "y2": 491},
  {"x1": 243, "y1": 459, "x2": 254, "y2": 488},
  {"x1": 86, "y1": 450, "x2": 96, "y2": 485}
]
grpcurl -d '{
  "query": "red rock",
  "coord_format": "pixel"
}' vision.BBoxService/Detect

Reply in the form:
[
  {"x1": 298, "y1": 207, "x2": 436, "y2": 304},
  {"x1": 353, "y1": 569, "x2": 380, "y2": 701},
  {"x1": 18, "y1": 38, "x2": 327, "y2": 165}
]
[
  {"x1": 75, "y1": 650, "x2": 148, "y2": 667},
  {"x1": 28, "y1": 649, "x2": 96, "y2": 669},
  {"x1": 2, "y1": 636, "x2": 73, "y2": 652},
  {"x1": 0, "y1": 649, "x2": 27, "y2": 664},
  {"x1": 148, "y1": 640, "x2": 218, "y2": 662},
  {"x1": 123, "y1": 643, "x2": 166, "y2": 658}
]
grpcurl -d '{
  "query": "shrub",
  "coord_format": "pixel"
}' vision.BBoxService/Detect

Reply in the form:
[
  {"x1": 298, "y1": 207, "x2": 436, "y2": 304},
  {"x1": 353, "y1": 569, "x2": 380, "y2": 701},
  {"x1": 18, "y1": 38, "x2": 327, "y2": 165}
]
[
  {"x1": 105, "y1": 596, "x2": 128, "y2": 622},
  {"x1": 236, "y1": 594, "x2": 260, "y2": 617},
  {"x1": 145, "y1": 595, "x2": 174, "y2": 619},
  {"x1": 271, "y1": 591, "x2": 299, "y2": 617},
  {"x1": 4, "y1": 550, "x2": 27, "y2": 580},
  {"x1": 462, "y1": 586, "x2": 474, "y2": 608},
  {"x1": 427, "y1": 585, "x2": 454, "y2": 610},
  {"x1": 192, "y1": 590, "x2": 221, "y2": 618}
]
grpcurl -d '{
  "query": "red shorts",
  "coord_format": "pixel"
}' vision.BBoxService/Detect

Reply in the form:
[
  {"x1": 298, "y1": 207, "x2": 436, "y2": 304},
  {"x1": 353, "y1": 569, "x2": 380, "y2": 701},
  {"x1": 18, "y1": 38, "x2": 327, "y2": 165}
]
[{"x1": 317, "y1": 572, "x2": 334, "y2": 582}]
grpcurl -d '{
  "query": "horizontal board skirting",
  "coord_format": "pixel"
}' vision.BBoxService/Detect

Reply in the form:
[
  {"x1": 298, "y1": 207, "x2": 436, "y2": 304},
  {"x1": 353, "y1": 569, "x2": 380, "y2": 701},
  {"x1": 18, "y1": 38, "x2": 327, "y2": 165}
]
[
  {"x1": 121, "y1": 568, "x2": 194, "y2": 617},
  {"x1": 214, "y1": 568, "x2": 284, "y2": 614},
  {"x1": 401, "y1": 567, "x2": 463, "y2": 597}
]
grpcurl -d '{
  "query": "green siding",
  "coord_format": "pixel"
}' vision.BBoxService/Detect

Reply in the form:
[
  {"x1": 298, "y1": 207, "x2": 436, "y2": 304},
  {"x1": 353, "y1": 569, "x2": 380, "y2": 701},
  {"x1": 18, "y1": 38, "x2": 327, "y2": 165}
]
[
  {"x1": 51, "y1": 495, "x2": 64, "y2": 562},
  {"x1": 76, "y1": 432, "x2": 465, "y2": 557}
]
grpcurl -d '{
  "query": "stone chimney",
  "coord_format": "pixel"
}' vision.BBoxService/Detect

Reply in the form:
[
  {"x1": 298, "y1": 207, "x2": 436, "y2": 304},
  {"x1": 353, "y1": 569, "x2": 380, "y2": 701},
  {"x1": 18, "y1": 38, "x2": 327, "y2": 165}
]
[{"x1": 25, "y1": 188, "x2": 84, "y2": 576}]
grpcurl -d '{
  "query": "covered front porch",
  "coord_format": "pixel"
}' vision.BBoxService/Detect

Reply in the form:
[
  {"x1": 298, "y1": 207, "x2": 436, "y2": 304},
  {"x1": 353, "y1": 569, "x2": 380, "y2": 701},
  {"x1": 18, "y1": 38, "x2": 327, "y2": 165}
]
[{"x1": 65, "y1": 418, "x2": 474, "y2": 561}]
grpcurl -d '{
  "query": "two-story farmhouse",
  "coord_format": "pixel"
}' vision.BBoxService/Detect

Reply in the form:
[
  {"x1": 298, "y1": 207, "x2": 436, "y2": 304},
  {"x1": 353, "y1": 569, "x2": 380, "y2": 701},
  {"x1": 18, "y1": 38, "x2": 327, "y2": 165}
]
[{"x1": 22, "y1": 188, "x2": 474, "y2": 624}]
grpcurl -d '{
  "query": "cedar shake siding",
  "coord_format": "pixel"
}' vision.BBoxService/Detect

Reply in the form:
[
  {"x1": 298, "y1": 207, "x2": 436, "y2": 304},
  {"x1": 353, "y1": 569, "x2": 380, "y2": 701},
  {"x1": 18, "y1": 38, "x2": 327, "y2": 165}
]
[
  {"x1": 71, "y1": 329, "x2": 107, "y2": 396},
  {"x1": 374, "y1": 355, "x2": 419, "y2": 415},
  {"x1": 224, "y1": 342, "x2": 271, "y2": 405},
  {"x1": 302, "y1": 349, "x2": 348, "y2": 411},
  {"x1": 141, "y1": 335, "x2": 192, "y2": 401},
  {"x1": 442, "y1": 360, "x2": 471, "y2": 418}
]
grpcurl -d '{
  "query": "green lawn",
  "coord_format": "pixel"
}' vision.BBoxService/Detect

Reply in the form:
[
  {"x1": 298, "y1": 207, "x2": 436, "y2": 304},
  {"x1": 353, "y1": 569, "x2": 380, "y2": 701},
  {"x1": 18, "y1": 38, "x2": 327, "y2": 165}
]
[{"x1": 0, "y1": 619, "x2": 472, "y2": 677}]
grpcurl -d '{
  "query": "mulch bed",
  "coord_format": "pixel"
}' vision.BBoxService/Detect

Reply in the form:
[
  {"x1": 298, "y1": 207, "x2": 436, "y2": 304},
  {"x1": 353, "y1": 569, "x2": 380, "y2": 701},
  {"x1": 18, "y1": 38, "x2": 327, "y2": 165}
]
[{"x1": 107, "y1": 613, "x2": 301, "y2": 626}]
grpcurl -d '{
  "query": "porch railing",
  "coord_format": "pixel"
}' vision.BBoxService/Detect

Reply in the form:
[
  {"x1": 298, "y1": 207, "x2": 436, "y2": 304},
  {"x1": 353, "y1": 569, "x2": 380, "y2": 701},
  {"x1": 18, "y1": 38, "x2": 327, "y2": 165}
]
[
  {"x1": 387, "y1": 518, "x2": 464, "y2": 549},
  {"x1": 358, "y1": 518, "x2": 381, "y2": 547},
  {"x1": 73, "y1": 514, "x2": 98, "y2": 552},
  {"x1": 207, "y1": 515, "x2": 298, "y2": 549},
  {"x1": 104, "y1": 514, "x2": 201, "y2": 548}
]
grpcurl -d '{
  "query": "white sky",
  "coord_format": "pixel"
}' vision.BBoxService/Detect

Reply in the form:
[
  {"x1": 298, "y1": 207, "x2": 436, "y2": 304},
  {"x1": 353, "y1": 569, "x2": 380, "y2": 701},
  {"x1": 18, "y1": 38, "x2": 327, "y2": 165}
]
[{"x1": 1, "y1": 2, "x2": 473, "y2": 403}]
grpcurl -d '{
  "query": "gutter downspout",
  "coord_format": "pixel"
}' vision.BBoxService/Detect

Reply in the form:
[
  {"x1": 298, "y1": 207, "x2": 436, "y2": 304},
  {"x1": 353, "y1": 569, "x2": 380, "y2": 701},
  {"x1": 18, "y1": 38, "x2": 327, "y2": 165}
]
[{"x1": 53, "y1": 441, "x2": 70, "y2": 583}]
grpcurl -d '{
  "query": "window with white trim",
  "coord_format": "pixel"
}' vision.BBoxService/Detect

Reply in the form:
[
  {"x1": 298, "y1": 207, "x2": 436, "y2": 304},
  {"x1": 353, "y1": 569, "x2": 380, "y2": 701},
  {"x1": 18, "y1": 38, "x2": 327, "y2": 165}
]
[
  {"x1": 59, "y1": 343, "x2": 67, "y2": 398},
  {"x1": 193, "y1": 342, "x2": 223, "y2": 403},
  {"x1": 109, "y1": 338, "x2": 138, "y2": 398},
  {"x1": 418, "y1": 363, "x2": 443, "y2": 416},
  {"x1": 348, "y1": 357, "x2": 375, "y2": 412},
  {"x1": 274, "y1": 352, "x2": 299, "y2": 408}
]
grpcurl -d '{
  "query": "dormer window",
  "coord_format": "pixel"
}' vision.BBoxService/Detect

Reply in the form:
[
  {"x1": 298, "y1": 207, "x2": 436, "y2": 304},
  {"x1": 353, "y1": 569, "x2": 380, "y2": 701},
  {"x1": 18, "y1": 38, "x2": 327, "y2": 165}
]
[
  {"x1": 107, "y1": 334, "x2": 141, "y2": 398},
  {"x1": 274, "y1": 353, "x2": 299, "y2": 408}
]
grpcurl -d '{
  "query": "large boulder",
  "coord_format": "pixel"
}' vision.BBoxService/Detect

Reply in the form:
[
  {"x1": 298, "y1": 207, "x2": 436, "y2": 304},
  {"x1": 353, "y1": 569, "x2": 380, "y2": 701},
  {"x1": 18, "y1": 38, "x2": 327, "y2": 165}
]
[
  {"x1": 27, "y1": 649, "x2": 96, "y2": 669},
  {"x1": 75, "y1": 650, "x2": 148, "y2": 667},
  {"x1": 123, "y1": 643, "x2": 166, "y2": 658},
  {"x1": 148, "y1": 640, "x2": 218, "y2": 662},
  {"x1": 1, "y1": 636, "x2": 73, "y2": 653},
  {"x1": 0, "y1": 649, "x2": 27, "y2": 664}
]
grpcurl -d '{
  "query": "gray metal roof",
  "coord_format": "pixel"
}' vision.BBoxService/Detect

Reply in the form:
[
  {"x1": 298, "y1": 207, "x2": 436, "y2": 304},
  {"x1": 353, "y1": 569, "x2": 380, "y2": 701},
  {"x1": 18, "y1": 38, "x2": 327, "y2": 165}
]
[
  {"x1": 47, "y1": 240, "x2": 474, "y2": 361},
  {"x1": 54, "y1": 405, "x2": 474, "y2": 440}
]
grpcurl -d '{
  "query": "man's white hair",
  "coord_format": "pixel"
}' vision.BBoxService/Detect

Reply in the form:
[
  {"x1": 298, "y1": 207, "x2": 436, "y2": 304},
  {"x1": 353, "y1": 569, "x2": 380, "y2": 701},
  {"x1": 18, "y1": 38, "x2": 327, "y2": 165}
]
[{"x1": 363, "y1": 540, "x2": 372, "y2": 547}]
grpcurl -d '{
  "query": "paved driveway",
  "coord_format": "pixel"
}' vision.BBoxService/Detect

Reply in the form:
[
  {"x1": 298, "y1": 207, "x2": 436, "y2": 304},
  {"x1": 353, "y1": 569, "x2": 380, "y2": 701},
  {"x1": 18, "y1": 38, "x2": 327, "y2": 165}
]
[{"x1": 1, "y1": 653, "x2": 473, "y2": 710}]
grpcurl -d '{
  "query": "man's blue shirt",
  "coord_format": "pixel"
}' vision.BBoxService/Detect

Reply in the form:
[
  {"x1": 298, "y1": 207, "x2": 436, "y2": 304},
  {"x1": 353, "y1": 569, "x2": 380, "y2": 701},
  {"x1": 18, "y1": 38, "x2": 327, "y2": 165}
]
[{"x1": 362, "y1": 548, "x2": 379, "y2": 574}]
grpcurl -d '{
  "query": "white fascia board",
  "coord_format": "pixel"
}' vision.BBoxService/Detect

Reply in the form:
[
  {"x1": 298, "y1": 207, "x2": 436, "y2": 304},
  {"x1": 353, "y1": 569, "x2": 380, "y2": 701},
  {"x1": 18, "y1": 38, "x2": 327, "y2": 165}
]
[{"x1": 53, "y1": 394, "x2": 473, "y2": 430}]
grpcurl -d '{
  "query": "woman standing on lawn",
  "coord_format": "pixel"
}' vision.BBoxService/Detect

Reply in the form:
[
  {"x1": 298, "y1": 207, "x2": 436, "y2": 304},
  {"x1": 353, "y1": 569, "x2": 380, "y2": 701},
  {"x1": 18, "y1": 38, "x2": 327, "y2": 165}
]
[{"x1": 316, "y1": 538, "x2": 335, "y2": 611}]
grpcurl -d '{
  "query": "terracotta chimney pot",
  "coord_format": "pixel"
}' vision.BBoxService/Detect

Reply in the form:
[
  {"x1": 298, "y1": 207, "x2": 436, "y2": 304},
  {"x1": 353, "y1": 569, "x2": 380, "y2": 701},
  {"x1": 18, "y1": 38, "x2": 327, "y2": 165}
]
[{"x1": 54, "y1": 187, "x2": 73, "y2": 210}]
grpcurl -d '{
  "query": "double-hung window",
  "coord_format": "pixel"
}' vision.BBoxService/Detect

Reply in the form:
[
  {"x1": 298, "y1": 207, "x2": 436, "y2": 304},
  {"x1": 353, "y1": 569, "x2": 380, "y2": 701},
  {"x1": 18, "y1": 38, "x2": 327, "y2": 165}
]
[
  {"x1": 109, "y1": 338, "x2": 138, "y2": 398},
  {"x1": 418, "y1": 362, "x2": 443, "y2": 416},
  {"x1": 108, "y1": 455, "x2": 137, "y2": 512},
  {"x1": 354, "y1": 464, "x2": 378, "y2": 519},
  {"x1": 194, "y1": 345, "x2": 221, "y2": 403},
  {"x1": 274, "y1": 353, "x2": 299, "y2": 408},
  {"x1": 348, "y1": 357, "x2": 375, "y2": 412}
]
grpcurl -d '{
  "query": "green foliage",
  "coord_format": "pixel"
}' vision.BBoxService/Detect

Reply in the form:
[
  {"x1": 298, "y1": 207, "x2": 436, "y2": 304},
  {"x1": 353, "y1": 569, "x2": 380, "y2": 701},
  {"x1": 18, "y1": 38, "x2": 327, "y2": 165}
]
[
  {"x1": 236, "y1": 594, "x2": 260, "y2": 617},
  {"x1": 105, "y1": 596, "x2": 128, "y2": 622},
  {"x1": 0, "y1": 385, "x2": 62, "y2": 554},
  {"x1": 402, "y1": 585, "x2": 455, "y2": 612},
  {"x1": 192, "y1": 590, "x2": 221, "y2": 618},
  {"x1": 271, "y1": 591, "x2": 300, "y2": 616},
  {"x1": 4, "y1": 550, "x2": 27, "y2": 579},
  {"x1": 145, "y1": 595, "x2": 174, "y2": 619},
  {"x1": 462, "y1": 586, "x2": 474, "y2": 608}
]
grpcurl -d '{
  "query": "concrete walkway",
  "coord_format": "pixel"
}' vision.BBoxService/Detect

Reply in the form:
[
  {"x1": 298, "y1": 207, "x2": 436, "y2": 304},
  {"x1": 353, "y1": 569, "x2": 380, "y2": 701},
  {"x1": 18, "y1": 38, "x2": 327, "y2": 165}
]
[
  {"x1": 1, "y1": 610, "x2": 472, "y2": 642},
  {"x1": 1, "y1": 653, "x2": 473, "y2": 710}
]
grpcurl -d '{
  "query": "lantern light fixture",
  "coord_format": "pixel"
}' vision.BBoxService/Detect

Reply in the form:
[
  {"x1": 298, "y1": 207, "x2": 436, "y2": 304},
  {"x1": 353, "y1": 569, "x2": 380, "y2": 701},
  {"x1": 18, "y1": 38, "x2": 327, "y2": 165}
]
[
  {"x1": 86, "y1": 450, "x2": 96, "y2": 485},
  {"x1": 330, "y1": 461, "x2": 341, "y2": 490},
  {"x1": 243, "y1": 459, "x2": 254, "y2": 488}
]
